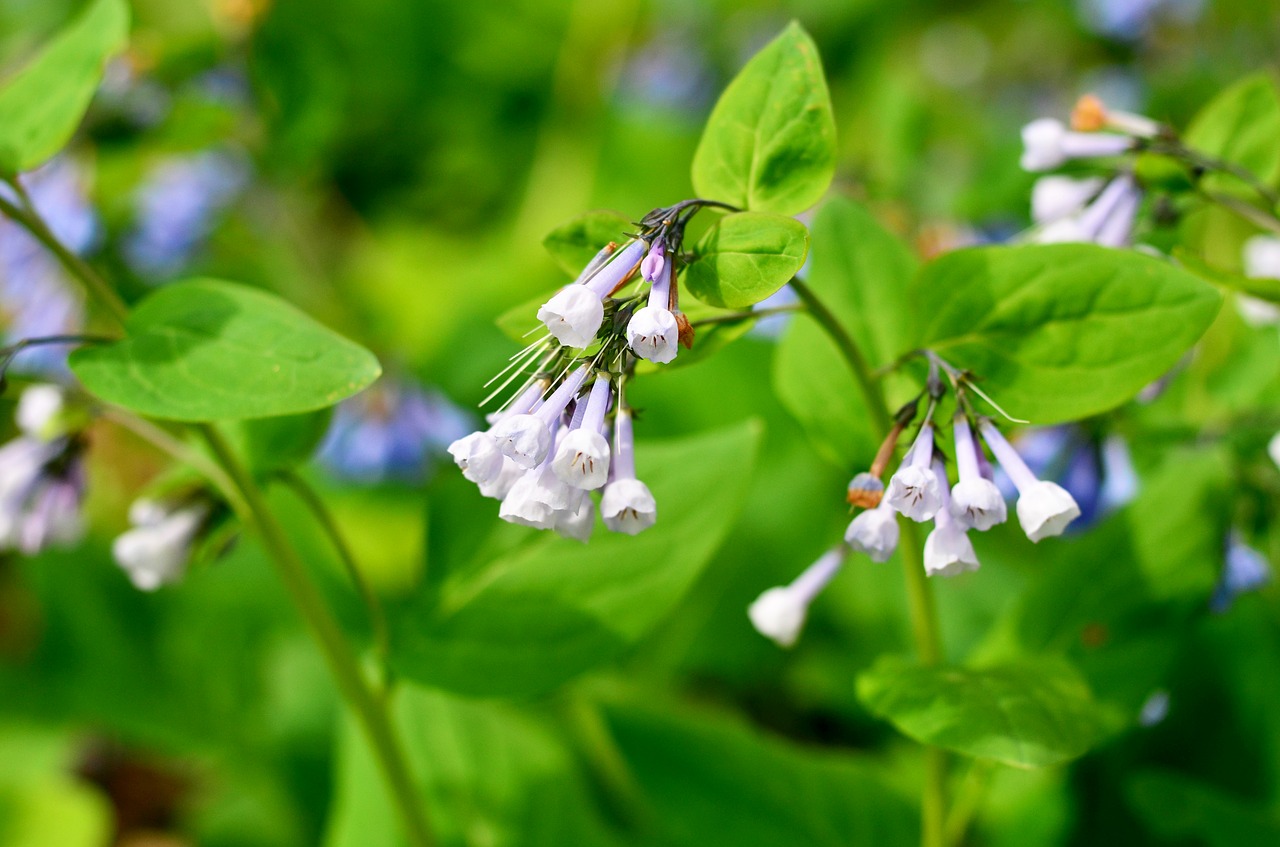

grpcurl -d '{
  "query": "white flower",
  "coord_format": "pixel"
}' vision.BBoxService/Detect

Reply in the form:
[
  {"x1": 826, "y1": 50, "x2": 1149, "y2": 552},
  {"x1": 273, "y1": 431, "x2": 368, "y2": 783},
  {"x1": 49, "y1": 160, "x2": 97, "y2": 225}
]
[
  {"x1": 113, "y1": 503, "x2": 208, "y2": 591},
  {"x1": 844, "y1": 499, "x2": 899, "y2": 562},
  {"x1": 498, "y1": 471, "x2": 558, "y2": 529},
  {"x1": 1244, "y1": 235, "x2": 1280, "y2": 279},
  {"x1": 553, "y1": 498, "x2": 595, "y2": 543},
  {"x1": 626, "y1": 305, "x2": 680, "y2": 364},
  {"x1": 600, "y1": 478, "x2": 656, "y2": 535},
  {"x1": 925, "y1": 459, "x2": 980, "y2": 577},
  {"x1": 447, "y1": 431, "x2": 505, "y2": 484},
  {"x1": 979, "y1": 420, "x2": 1081, "y2": 542},
  {"x1": 488, "y1": 413, "x2": 552, "y2": 470},
  {"x1": 1014, "y1": 481, "x2": 1082, "y2": 543},
  {"x1": 537, "y1": 286, "x2": 606, "y2": 348},
  {"x1": 478, "y1": 457, "x2": 524, "y2": 500},
  {"x1": 0, "y1": 437, "x2": 81, "y2": 555},
  {"x1": 1269, "y1": 432, "x2": 1280, "y2": 472},
  {"x1": 1032, "y1": 176, "x2": 1104, "y2": 224},
  {"x1": 1034, "y1": 175, "x2": 1141, "y2": 248},
  {"x1": 552, "y1": 428, "x2": 611, "y2": 490},
  {"x1": 949, "y1": 416, "x2": 1007, "y2": 531},
  {"x1": 1020, "y1": 118, "x2": 1132, "y2": 172},
  {"x1": 747, "y1": 547, "x2": 844, "y2": 648},
  {"x1": 885, "y1": 425, "x2": 941, "y2": 522},
  {"x1": 16, "y1": 384, "x2": 66, "y2": 440}
]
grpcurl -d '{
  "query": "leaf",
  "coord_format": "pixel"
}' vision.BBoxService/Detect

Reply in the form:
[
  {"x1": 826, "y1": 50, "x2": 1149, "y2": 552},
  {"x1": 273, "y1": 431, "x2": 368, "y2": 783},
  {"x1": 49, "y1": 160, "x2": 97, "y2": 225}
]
[
  {"x1": 856, "y1": 656, "x2": 1109, "y2": 768},
  {"x1": 1185, "y1": 72, "x2": 1280, "y2": 190},
  {"x1": 542, "y1": 210, "x2": 633, "y2": 277},
  {"x1": 0, "y1": 0, "x2": 130, "y2": 174},
  {"x1": 389, "y1": 421, "x2": 762, "y2": 697},
  {"x1": 1126, "y1": 770, "x2": 1280, "y2": 847},
  {"x1": 325, "y1": 685, "x2": 617, "y2": 847},
  {"x1": 682, "y1": 212, "x2": 809, "y2": 309},
  {"x1": 912, "y1": 244, "x2": 1221, "y2": 424},
  {"x1": 230, "y1": 408, "x2": 335, "y2": 475},
  {"x1": 606, "y1": 703, "x2": 918, "y2": 847},
  {"x1": 773, "y1": 198, "x2": 918, "y2": 467},
  {"x1": 1174, "y1": 246, "x2": 1280, "y2": 303},
  {"x1": 70, "y1": 279, "x2": 381, "y2": 422},
  {"x1": 691, "y1": 21, "x2": 836, "y2": 215}
]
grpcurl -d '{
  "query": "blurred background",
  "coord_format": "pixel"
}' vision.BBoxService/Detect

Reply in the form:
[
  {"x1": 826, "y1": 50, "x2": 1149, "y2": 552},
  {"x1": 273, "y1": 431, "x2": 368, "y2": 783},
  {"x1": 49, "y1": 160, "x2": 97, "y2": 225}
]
[{"x1": 1, "y1": 0, "x2": 1279, "y2": 845}]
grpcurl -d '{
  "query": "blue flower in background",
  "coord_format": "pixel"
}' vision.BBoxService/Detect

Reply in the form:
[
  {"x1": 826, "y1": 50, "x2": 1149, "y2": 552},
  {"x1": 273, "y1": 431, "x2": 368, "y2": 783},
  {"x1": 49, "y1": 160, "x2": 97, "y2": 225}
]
[
  {"x1": 994, "y1": 426, "x2": 1138, "y2": 530},
  {"x1": 1210, "y1": 534, "x2": 1272, "y2": 614},
  {"x1": 318, "y1": 377, "x2": 473, "y2": 484},
  {"x1": 0, "y1": 159, "x2": 95, "y2": 373},
  {"x1": 1078, "y1": 0, "x2": 1204, "y2": 40},
  {"x1": 125, "y1": 150, "x2": 250, "y2": 279}
]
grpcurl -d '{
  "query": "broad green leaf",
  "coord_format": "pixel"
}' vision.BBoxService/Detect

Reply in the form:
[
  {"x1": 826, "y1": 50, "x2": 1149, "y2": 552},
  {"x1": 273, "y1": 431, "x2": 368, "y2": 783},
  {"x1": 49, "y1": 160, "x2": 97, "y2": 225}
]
[
  {"x1": 325, "y1": 685, "x2": 617, "y2": 847},
  {"x1": 606, "y1": 704, "x2": 917, "y2": 847},
  {"x1": 230, "y1": 408, "x2": 334, "y2": 476},
  {"x1": 541, "y1": 210, "x2": 633, "y2": 276},
  {"x1": 912, "y1": 244, "x2": 1221, "y2": 424},
  {"x1": 856, "y1": 656, "x2": 1109, "y2": 768},
  {"x1": 691, "y1": 22, "x2": 836, "y2": 215},
  {"x1": 0, "y1": 0, "x2": 130, "y2": 174},
  {"x1": 1185, "y1": 73, "x2": 1280, "y2": 190},
  {"x1": 773, "y1": 198, "x2": 918, "y2": 467},
  {"x1": 1126, "y1": 771, "x2": 1280, "y2": 847},
  {"x1": 389, "y1": 421, "x2": 762, "y2": 697},
  {"x1": 69, "y1": 279, "x2": 381, "y2": 421},
  {"x1": 682, "y1": 211, "x2": 808, "y2": 308}
]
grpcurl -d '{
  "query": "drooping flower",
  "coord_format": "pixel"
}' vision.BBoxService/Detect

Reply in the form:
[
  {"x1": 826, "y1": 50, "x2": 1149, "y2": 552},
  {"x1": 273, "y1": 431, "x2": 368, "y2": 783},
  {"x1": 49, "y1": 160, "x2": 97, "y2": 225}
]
[
  {"x1": 885, "y1": 424, "x2": 942, "y2": 522},
  {"x1": 448, "y1": 380, "x2": 544, "y2": 485},
  {"x1": 1209, "y1": 533, "x2": 1272, "y2": 614},
  {"x1": 626, "y1": 243, "x2": 680, "y2": 364},
  {"x1": 1237, "y1": 235, "x2": 1280, "y2": 326},
  {"x1": 112, "y1": 498, "x2": 210, "y2": 591},
  {"x1": 599, "y1": 407, "x2": 656, "y2": 535},
  {"x1": 748, "y1": 546, "x2": 846, "y2": 648},
  {"x1": 1020, "y1": 118, "x2": 1134, "y2": 172},
  {"x1": 1032, "y1": 175, "x2": 1106, "y2": 225},
  {"x1": 553, "y1": 498, "x2": 595, "y2": 543},
  {"x1": 844, "y1": 498, "x2": 899, "y2": 562},
  {"x1": 980, "y1": 420, "x2": 1081, "y2": 542},
  {"x1": 490, "y1": 365, "x2": 590, "y2": 469},
  {"x1": 537, "y1": 239, "x2": 648, "y2": 348},
  {"x1": 924, "y1": 459, "x2": 980, "y2": 577},
  {"x1": 949, "y1": 416, "x2": 1007, "y2": 531},
  {"x1": 1035, "y1": 174, "x2": 1142, "y2": 247},
  {"x1": 551, "y1": 374, "x2": 613, "y2": 489},
  {"x1": 0, "y1": 384, "x2": 87, "y2": 556}
]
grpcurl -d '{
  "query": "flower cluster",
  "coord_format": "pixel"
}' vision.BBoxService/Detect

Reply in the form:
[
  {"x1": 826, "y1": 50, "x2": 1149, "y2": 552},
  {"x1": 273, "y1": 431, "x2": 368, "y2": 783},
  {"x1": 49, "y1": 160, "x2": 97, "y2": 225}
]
[
  {"x1": 0, "y1": 384, "x2": 87, "y2": 556},
  {"x1": 449, "y1": 202, "x2": 712, "y2": 539}
]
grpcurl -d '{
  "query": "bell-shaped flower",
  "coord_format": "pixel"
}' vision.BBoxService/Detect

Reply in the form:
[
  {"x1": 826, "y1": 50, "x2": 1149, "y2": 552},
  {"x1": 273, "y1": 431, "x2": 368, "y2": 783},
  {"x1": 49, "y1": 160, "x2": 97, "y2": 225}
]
[
  {"x1": 1036, "y1": 175, "x2": 1141, "y2": 248},
  {"x1": 599, "y1": 408, "x2": 656, "y2": 534},
  {"x1": 844, "y1": 498, "x2": 899, "y2": 562},
  {"x1": 447, "y1": 431, "x2": 505, "y2": 484},
  {"x1": 113, "y1": 499, "x2": 209, "y2": 591},
  {"x1": 537, "y1": 239, "x2": 647, "y2": 347},
  {"x1": 949, "y1": 417, "x2": 1007, "y2": 531},
  {"x1": 0, "y1": 435, "x2": 86, "y2": 556},
  {"x1": 924, "y1": 460, "x2": 980, "y2": 577},
  {"x1": 1210, "y1": 532, "x2": 1271, "y2": 613},
  {"x1": 748, "y1": 547, "x2": 845, "y2": 648},
  {"x1": 980, "y1": 420, "x2": 1081, "y2": 542},
  {"x1": 490, "y1": 365, "x2": 589, "y2": 469},
  {"x1": 553, "y1": 498, "x2": 595, "y2": 543},
  {"x1": 478, "y1": 457, "x2": 524, "y2": 500},
  {"x1": 626, "y1": 247, "x2": 680, "y2": 364},
  {"x1": 552, "y1": 375, "x2": 612, "y2": 489},
  {"x1": 885, "y1": 424, "x2": 942, "y2": 522},
  {"x1": 1020, "y1": 118, "x2": 1133, "y2": 172},
  {"x1": 499, "y1": 470, "x2": 558, "y2": 529},
  {"x1": 1031, "y1": 176, "x2": 1104, "y2": 225}
]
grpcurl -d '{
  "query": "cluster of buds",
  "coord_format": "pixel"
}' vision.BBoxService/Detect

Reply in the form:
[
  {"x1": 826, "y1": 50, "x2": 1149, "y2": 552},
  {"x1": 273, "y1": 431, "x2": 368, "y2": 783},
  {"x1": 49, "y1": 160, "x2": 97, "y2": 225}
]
[
  {"x1": 448, "y1": 201, "x2": 724, "y2": 540},
  {"x1": 0, "y1": 384, "x2": 88, "y2": 555}
]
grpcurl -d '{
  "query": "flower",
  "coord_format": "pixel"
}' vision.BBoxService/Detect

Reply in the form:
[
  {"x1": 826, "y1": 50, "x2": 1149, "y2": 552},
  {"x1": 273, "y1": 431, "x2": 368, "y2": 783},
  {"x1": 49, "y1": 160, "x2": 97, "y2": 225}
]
[
  {"x1": 949, "y1": 417, "x2": 1007, "y2": 531},
  {"x1": 1031, "y1": 176, "x2": 1105, "y2": 225},
  {"x1": 478, "y1": 458, "x2": 525, "y2": 500},
  {"x1": 885, "y1": 424, "x2": 942, "y2": 522},
  {"x1": 498, "y1": 467, "x2": 558, "y2": 530},
  {"x1": 112, "y1": 499, "x2": 210, "y2": 591},
  {"x1": 924, "y1": 459, "x2": 980, "y2": 577},
  {"x1": 0, "y1": 385, "x2": 86, "y2": 556},
  {"x1": 1238, "y1": 235, "x2": 1280, "y2": 326},
  {"x1": 1269, "y1": 431, "x2": 1280, "y2": 472},
  {"x1": 626, "y1": 243, "x2": 680, "y2": 364},
  {"x1": 1035, "y1": 175, "x2": 1142, "y2": 247},
  {"x1": 447, "y1": 431, "x2": 505, "y2": 484},
  {"x1": 537, "y1": 239, "x2": 648, "y2": 347},
  {"x1": 599, "y1": 408, "x2": 656, "y2": 534},
  {"x1": 1020, "y1": 118, "x2": 1133, "y2": 172},
  {"x1": 553, "y1": 498, "x2": 595, "y2": 543},
  {"x1": 980, "y1": 421, "x2": 1081, "y2": 542},
  {"x1": 844, "y1": 498, "x2": 899, "y2": 562},
  {"x1": 1209, "y1": 533, "x2": 1272, "y2": 613},
  {"x1": 551, "y1": 374, "x2": 613, "y2": 489},
  {"x1": 747, "y1": 546, "x2": 845, "y2": 648},
  {"x1": 490, "y1": 365, "x2": 589, "y2": 469}
]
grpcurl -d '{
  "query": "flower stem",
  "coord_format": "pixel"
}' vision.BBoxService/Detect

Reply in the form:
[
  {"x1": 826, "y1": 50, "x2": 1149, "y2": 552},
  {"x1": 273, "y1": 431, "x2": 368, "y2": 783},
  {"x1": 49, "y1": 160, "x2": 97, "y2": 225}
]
[
  {"x1": 201, "y1": 425, "x2": 434, "y2": 847},
  {"x1": 795, "y1": 280, "x2": 947, "y2": 847}
]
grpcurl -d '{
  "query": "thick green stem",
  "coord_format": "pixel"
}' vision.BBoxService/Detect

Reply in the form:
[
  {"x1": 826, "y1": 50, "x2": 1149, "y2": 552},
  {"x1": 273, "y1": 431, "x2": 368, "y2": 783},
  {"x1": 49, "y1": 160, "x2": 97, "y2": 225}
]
[
  {"x1": 201, "y1": 426, "x2": 434, "y2": 847},
  {"x1": 797, "y1": 281, "x2": 947, "y2": 847}
]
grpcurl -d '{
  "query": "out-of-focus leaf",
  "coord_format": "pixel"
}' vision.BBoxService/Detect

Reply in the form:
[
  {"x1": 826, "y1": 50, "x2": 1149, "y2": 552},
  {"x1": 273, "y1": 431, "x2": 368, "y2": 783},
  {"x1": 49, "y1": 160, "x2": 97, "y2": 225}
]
[
  {"x1": 856, "y1": 656, "x2": 1109, "y2": 768},
  {"x1": 0, "y1": 0, "x2": 129, "y2": 173},
  {"x1": 606, "y1": 703, "x2": 917, "y2": 847},
  {"x1": 1126, "y1": 770, "x2": 1280, "y2": 847},
  {"x1": 231, "y1": 409, "x2": 335, "y2": 475},
  {"x1": 691, "y1": 22, "x2": 836, "y2": 215},
  {"x1": 682, "y1": 211, "x2": 808, "y2": 308},
  {"x1": 1185, "y1": 72, "x2": 1280, "y2": 190},
  {"x1": 542, "y1": 210, "x2": 633, "y2": 277},
  {"x1": 389, "y1": 421, "x2": 762, "y2": 697},
  {"x1": 70, "y1": 280, "x2": 382, "y2": 421},
  {"x1": 1175, "y1": 247, "x2": 1280, "y2": 303},
  {"x1": 0, "y1": 726, "x2": 112, "y2": 847}
]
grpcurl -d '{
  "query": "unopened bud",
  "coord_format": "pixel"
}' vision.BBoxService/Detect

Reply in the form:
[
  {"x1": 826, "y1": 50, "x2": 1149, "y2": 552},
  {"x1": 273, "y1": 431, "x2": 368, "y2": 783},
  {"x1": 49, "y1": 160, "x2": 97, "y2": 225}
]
[
  {"x1": 1071, "y1": 94, "x2": 1107, "y2": 132},
  {"x1": 675, "y1": 311, "x2": 695, "y2": 349},
  {"x1": 847, "y1": 472, "x2": 884, "y2": 509}
]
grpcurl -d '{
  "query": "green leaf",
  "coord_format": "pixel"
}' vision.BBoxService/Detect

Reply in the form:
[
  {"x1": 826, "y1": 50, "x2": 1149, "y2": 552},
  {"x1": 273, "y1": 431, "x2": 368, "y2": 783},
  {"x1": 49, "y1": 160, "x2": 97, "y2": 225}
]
[
  {"x1": 912, "y1": 244, "x2": 1221, "y2": 424},
  {"x1": 682, "y1": 212, "x2": 808, "y2": 309},
  {"x1": 1126, "y1": 770, "x2": 1280, "y2": 847},
  {"x1": 541, "y1": 210, "x2": 633, "y2": 276},
  {"x1": 1174, "y1": 246, "x2": 1280, "y2": 303},
  {"x1": 69, "y1": 279, "x2": 381, "y2": 422},
  {"x1": 1185, "y1": 72, "x2": 1280, "y2": 190},
  {"x1": 606, "y1": 703, "x2": 916, "y2": 847},
  {"x1": 773, "y1": 198, "x2": 918, "y2": 467},
  {"x1": 691, "y1": 22, "x2": 836, "y2": 215},
  {"x1": 0, "y1": 0, "x2": 130, "y2": 174},
  {"x1": 229, "y1": 409, "x2": 335, "y2": 475},
  {"x1": 325, "y1": 685, "x2": 617, "y2": 847},
  {"x1": 856, "y1": 656, "x2": 1109, "y2": 768},
  {"x1": 389, "y1": 420, "x2": 762, "y2": 697}
]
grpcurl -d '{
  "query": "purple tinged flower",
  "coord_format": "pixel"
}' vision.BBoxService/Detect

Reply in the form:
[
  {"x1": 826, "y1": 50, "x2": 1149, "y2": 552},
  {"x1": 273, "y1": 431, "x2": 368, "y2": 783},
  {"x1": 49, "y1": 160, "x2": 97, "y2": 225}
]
[
  {"x1": 1138, "y1": 689, "x2": 1170, "y2": 727},
  {"x1": 490, "y1": 365, "x2": 589, "y2": 469},
  {"x1": 599, "y1": 407, "x2": 656, "y2": 535},
  {"x1": 844, "y1": 498, "x2": 899, "y2": 562},
  {"x1": 980, "y1": 421, "x2": 1081, "y2": 542},
  {"x1": 885, "y1": 424, "x2": 942, "y2": 522},
  {"x1": 949, "y1": 417, "x2": 1008, "y2": 531},
  {"x1": 0, "y1": 385, "x2": 86, "y2": 555},
  {"x1": 449, "y1": 381, "x2": 544, "y2": 485},
  {"x1": 498, "y1": 440, "x2": 561, "y2": 530},
  {"x1": 551, "y1": 375, "x2": 613, "y2": 489},
  {"x1": 1031, "y1": 176, "x2": 1105, "y2": 225},
  {"x1": 1210, "y1": 533, "x2": 1272, "y2": 613},
  {"x1": 640, "y1": 242, "x2": 666, "y2": 282},
  {"x1": 1036, "y1": 175, "x2": 1142, "y2": 247},
  {"x1": 924, "y1": 459, "x2": 980, "y2": 577},
  {"x1": 537, "y1": 240, "x2": 648, "y2": 348},
  {"x1": 748, "y1": 546, "x2": 846, "y2": 648},
  {"x1": 113, "y1": 499, "x2": 210, "y2": 591},
  {"x1": 1020, "y1": 118, "x2": 1134, "y2": 171},
  {"x1": 626, "y1": 255, "x2": 680, "y2": 365},
  {"x1": 553, "y1": 497, "x2": 595, "y2": 543}
]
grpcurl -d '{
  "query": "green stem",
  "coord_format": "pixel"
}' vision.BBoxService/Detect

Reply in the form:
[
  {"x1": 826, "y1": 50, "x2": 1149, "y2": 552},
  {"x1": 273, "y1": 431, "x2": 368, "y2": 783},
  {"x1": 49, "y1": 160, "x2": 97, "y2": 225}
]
[
  {"x1": 796, "y1": 281, "x2": 947, "y2": 847},
  {"x1": 1201, "y1": 189, "x2": 1280, "y2": 237},
  {"x1": 201, "y1": 426, "x2": 434, "y2": 847},
  {"x1": 689, "y1": 302, "x2": 803, "y2": 329},
  {"x1": 944, "y1": 759, "x2": 993, "y2": 846}
]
